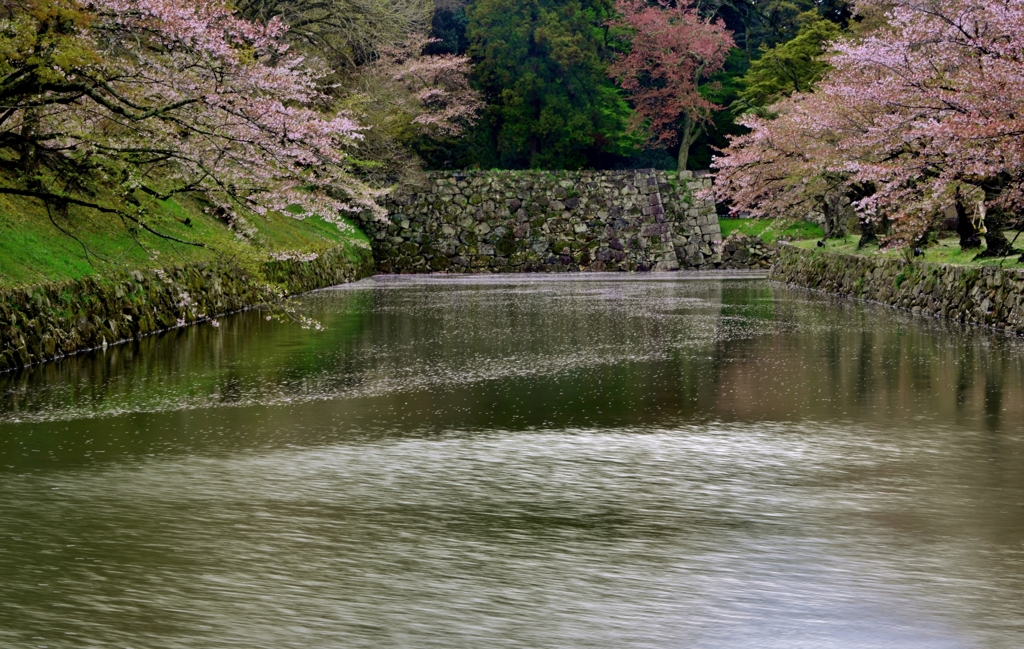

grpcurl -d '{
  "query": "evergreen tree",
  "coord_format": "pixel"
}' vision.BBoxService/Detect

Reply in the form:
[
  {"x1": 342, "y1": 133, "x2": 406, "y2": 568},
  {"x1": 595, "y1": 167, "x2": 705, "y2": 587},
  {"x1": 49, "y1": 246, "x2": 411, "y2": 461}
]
[
  {"x1": 688, "y1": 1, "x2": 849, "y2": 170},
  {"x1": 686, "y1": 48, "x2": 749, "y2": 171},
  {"x1": 426, "y1": 3, "x2": 470, "y2": 55},
  {"x1": 466, "y1": 0, "x2": 634, "y2": 168},
  {"x1": 734, "y1": 11, "x2": 842, "y2": 110}
]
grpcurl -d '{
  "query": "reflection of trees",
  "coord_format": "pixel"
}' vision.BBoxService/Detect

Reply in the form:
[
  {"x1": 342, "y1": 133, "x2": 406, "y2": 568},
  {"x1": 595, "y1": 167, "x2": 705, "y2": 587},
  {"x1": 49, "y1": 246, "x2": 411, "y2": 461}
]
[
  {"x1": 335, "y1": 280, "x2": 732, "y2": 429},
  {"x1": 708, "y1": 285, "x2": 1024, "y2": 430},
  {"x1": 984, "y1": 355, "x2": 1005, "y2": 434},
  {"x1": 0, "y1": 291, "x2": 376, "y2": 420},
  {"x1": 4, "y1": 278, "x2": 1024, "y2": 474},
  {"x1": 854, "y1": 331, "x2": 874, "y2": 407}
]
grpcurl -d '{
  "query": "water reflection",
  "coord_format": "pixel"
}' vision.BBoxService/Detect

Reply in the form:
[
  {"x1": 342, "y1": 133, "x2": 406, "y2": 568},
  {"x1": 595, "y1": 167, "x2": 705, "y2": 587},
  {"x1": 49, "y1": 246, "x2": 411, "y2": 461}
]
[{"x1": 1, "y1": 274, "x2": 1023, "y2": 648}]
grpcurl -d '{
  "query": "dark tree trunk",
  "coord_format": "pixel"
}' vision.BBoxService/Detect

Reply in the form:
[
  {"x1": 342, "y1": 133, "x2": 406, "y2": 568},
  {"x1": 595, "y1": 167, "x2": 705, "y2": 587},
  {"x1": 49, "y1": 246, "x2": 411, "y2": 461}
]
[
  {"x1": 954, "y1": 198, "x2": 982, "y2": 250},
  {"x1": 975, "y1": 182, "x2": 1020, "y2": 258},
  {"x1": 857, "y1": 213, "x2": 877, "y2": 248},
  {"x1": 821, "y1": 191, "x2": 847, "y2": 239},
  {"x1": 845, "y1": 182, "x2": 877, "y2": 248},
  {"x1": 677, "y1": 113, "x2": 699, "y2": 172},
  {"x1": 975, "y1": 207, "x2": 1019, "y2": 258},
  {"x1": 978, "y1": 229, "x2": 1017, "y2": 257}
]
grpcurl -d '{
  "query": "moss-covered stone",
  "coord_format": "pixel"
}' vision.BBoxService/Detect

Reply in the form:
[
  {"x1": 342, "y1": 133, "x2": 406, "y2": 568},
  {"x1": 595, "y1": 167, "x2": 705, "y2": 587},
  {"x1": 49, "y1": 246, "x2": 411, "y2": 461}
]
[
  {"x1": 361, "y1": 170, "x2": 718, "y2": 275},
  {"x1": 1, "y1": 245, "x2": 374, "y2": 372},
  {"x1": 495, "y1": 236, "x2": 516, "y2": 257},
  {"x1": 770, "y1": 245, "x2": 1024, "y2": 334}
]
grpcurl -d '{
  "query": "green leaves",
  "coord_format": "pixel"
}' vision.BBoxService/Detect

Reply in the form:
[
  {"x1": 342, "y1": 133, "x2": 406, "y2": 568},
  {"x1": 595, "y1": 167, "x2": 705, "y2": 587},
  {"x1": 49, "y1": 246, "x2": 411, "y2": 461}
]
[
  {"x1": 734, "y1": 11, "x2": 842, "y2": 111},
  {"x1": 466, "y1": 0, "x2": 632, "y2": 169}
]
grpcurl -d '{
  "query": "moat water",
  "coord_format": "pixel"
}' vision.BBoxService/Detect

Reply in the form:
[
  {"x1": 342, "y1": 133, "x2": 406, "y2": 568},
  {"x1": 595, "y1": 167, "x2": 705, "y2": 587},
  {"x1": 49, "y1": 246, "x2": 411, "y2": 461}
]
[{"x1": 1, "y1": 274, "x2": 1023, "y2": 648}]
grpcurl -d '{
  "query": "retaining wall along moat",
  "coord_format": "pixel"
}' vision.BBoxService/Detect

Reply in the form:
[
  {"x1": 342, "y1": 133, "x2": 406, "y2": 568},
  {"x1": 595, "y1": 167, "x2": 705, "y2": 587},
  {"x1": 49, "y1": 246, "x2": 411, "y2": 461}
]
[
  {"x1": 0, "y1": 246, "x2": 374, "y2": 371},
  {"x1": 771, "y1": 245, "x2": 1024, "y2": 334},
  {"x1": 359, "y1": 170, "x2": 722, "y2": 273}
]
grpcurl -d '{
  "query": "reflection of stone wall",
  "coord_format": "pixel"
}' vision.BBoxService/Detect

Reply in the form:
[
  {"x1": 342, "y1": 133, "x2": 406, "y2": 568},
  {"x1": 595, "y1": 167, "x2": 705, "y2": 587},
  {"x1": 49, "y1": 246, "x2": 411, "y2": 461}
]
[
  {"x1": 771, "y1": 245, "x2": 1024, "y2": 333},
  {"x1": 359, "y1": 170, "x2": 720, "y2": 273},
  {"x1": 0, "y1": 246, "x2": 374, "y2": 371}
]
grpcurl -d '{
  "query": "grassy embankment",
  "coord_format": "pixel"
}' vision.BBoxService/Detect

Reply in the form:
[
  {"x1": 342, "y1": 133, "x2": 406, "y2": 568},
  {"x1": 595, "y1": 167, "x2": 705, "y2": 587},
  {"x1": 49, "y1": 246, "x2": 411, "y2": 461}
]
[
  {"x1": 723, "y1": 217, "x2": 1024, "y2": 268},
  {"x1": 0, "y1": 181, "x2": 370, "y2": 288},
  {"x1": 792, "y1": 233, "x2": 1024, "y2": 269},
  {"x1": 718, "y1": 218, "x2": 824, "y2": 244}
]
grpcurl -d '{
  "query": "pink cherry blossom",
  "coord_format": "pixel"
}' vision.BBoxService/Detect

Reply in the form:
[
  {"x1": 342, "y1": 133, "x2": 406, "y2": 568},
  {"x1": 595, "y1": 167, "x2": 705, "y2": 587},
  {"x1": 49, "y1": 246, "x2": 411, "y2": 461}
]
[
  {"x1": 713, "y1": 0, "x2": 1024, "y2": 243},
  {"x1": 1, "y1": 0, "x2": 384, "y2": 233}
]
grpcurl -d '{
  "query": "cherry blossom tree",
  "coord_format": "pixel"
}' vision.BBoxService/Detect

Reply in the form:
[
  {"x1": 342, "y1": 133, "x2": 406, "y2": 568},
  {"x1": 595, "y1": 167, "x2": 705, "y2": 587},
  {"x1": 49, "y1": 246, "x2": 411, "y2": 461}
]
[
  {"x1": 714, "y1": 0, "x2": 1024, "y2": 251},
  {"x1": 0, "y1": 0, "x2": 380, "y2": 245},
  {"x1": 829, "y1": 0, "x2": 1024, "y2": 253},
  {"x1": 339, "y1": 35, "x2": 482, "y2": 183},
  {"x1": 608, "y1": 0, "x2": 735, "y2": 171},
  {"x1": 360, "y1": 36, "x2": 482, "y2": 139},
  {"x1": 713, "y1": 88, "x2": 879, "y2": 239},
  {"x1": 233, "y1": 0, "x2": 432, "y2": 70}
]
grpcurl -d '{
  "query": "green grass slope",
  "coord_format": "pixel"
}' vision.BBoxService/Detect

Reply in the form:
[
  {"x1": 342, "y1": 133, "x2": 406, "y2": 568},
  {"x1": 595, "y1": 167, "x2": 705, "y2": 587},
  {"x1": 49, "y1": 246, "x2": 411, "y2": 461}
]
[
  {"x1": 0, "y1": 185, "x2": 370, "y2": 288},
  {"x1": 719, "y1": 218, "x2": 824, "y2": 244},
  {"x1": 793, "y1": 233, "x2": 1024, "y2": 269}
]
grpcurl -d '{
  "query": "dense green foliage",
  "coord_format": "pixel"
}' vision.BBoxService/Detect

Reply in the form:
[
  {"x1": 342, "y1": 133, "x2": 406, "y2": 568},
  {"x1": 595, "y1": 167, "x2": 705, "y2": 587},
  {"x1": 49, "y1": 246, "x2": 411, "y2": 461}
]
[
  {"x1": 735, "y1": 11, "x2": 843, "y2": 111},
  {"x1": 687, "y1": 48, "x2": 749, "y2": 171},
  {"x1": 437, "y1": 0, "x2": 852, "y2": 171},
  {"x1": 426, "y1": 5, "x2": 471, "y2": 55},
  {"x1": 717, "y1": 0, "x2": 848, "y2": 60},
  {"x1": 465, "y1": 0, "x2": 635, "y2": 168}
]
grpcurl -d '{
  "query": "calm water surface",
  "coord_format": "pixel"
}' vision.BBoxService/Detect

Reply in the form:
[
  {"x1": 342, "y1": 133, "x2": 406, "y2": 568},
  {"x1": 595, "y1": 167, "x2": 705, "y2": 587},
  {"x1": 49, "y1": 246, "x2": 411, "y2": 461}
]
[{"x1": 1, "y1": 274, "x2": 1023, "y2": 648}]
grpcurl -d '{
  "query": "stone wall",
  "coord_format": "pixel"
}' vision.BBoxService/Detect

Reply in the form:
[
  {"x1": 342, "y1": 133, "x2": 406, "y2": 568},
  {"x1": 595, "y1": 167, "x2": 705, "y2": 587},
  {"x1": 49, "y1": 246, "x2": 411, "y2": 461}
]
[
  {"x1": 718, "y1": 232, "x2": 778, "y2": 270},
  {"x1": 359, "y1": 169, "x2": 720, "y2": 273},
  {"x1": 0, "y1": 245, "x2": 374, "y2": 371},
  {"x1": 771, "y1": 245, "x2": 1024, "y2": 334}
]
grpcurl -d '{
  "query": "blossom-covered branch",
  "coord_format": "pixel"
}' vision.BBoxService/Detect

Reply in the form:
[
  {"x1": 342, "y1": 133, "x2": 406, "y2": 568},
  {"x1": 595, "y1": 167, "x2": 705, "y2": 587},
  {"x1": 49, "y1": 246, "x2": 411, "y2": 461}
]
[
  {"x1": 0, "y1": 0, "x2": 384, "y2": 242},
  {"x1": 714, "y1": 0, "x2": 1024, "y2": 249}
]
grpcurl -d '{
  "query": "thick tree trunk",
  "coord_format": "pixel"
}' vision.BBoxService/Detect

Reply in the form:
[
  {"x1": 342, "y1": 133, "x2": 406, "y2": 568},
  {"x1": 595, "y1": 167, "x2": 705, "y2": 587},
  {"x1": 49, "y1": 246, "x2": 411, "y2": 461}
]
[
  {"x1": 954, "y1": 197, "x2": 982, "y2": 250},
  {"x1": 975, "y1": 203, "x2": 1019, "y2": 258},
  {"x1": 979, "y1": 229, "x2": 1017, "y2": 257},
  {"x1": 857, "y1": 213, "x2": 877, "y2": 248},
  {"x1": 821, "y1": 191, "x2": 847, "y2": 239}
]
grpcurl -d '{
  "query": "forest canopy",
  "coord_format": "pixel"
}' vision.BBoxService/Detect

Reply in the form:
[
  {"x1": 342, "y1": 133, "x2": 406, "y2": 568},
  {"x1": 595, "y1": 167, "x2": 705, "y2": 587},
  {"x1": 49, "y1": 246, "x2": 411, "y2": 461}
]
[{"x1": 430, "y1": 0, "x2": 854, "y2": 171}]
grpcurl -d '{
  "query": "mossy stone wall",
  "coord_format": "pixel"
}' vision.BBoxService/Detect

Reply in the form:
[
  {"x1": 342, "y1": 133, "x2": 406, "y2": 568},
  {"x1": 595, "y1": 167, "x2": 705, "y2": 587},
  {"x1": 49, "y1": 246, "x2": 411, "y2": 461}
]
[
  {"x1": 0, "y1": 246, "x2": 374, "y2": 371},
  {"x1": 771, "y1": 245, "x2": 1024, "y2": 333},
  {"x1": 360, "y1": 170, "x2": 720, "y2": 273},
  {"x1": 718, "y1": 232, "x2": 778, "y2": 269}
]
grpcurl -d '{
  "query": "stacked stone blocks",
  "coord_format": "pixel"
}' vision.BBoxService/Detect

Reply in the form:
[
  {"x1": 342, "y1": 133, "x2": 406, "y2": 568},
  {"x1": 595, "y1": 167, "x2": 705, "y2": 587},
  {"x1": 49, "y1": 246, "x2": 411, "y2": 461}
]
[
  {"x1": 771, "y1": 245, "x2": 1024, "y2": 334},
  {"x1": 360, "y1": 169, "x2": 721, "y2": 273},
  {"x1": 0, "y1": 246, "x2": 374, "y2": 371}
]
